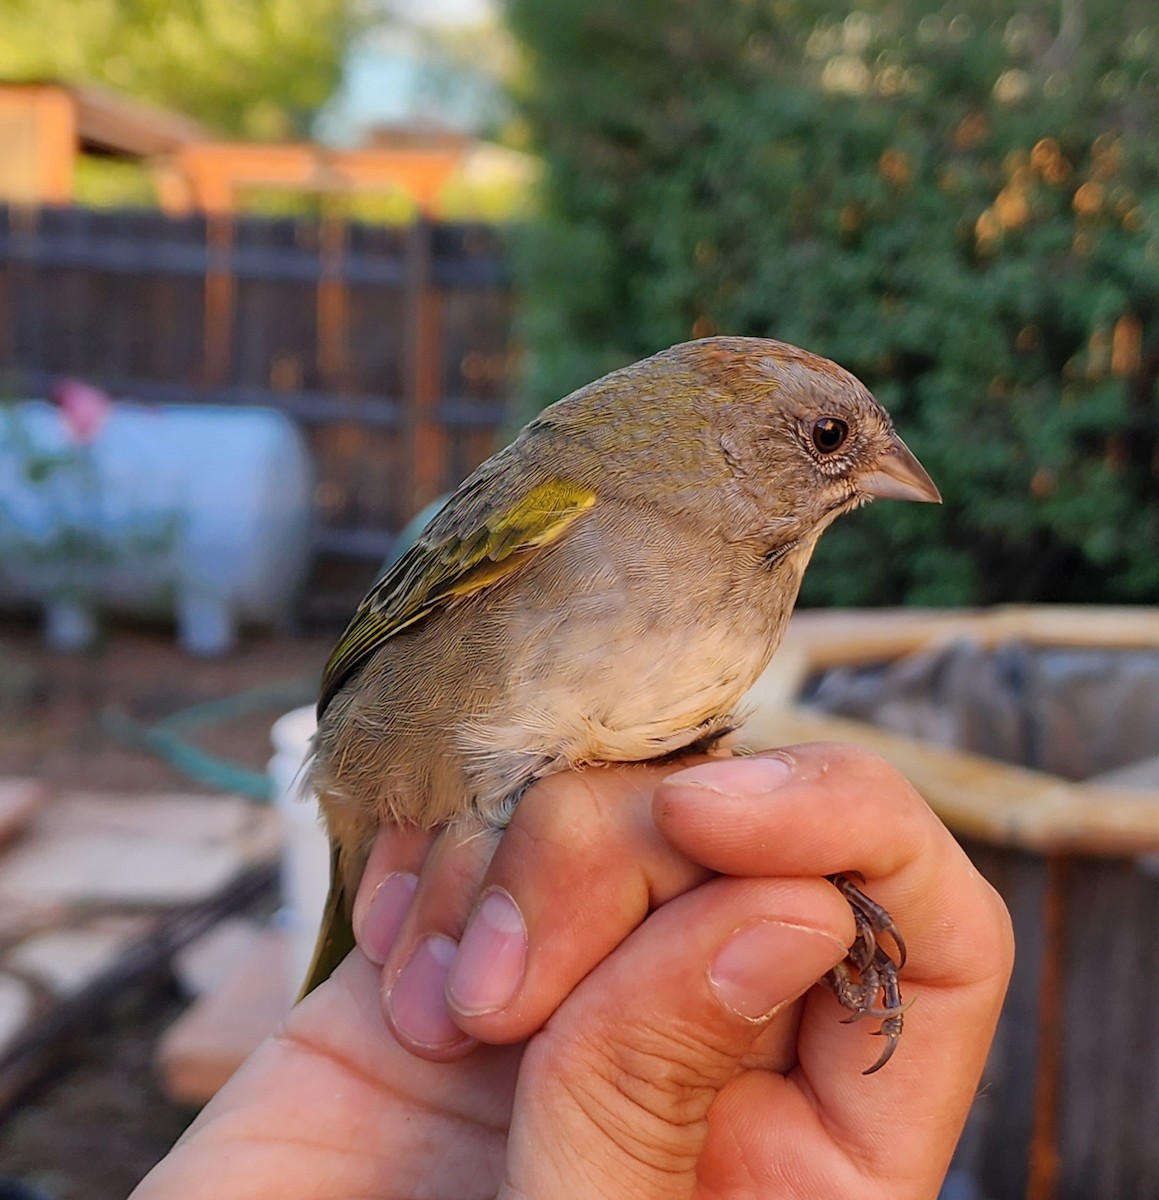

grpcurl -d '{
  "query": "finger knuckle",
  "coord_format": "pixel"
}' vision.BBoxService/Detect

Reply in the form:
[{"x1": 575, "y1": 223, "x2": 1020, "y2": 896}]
[
  {"x1": 975, "y1": 873, "x2": 1016, "y2": 977},
  {"x1": 790, "y1": 741, "x2": 922, "y2": 803}
]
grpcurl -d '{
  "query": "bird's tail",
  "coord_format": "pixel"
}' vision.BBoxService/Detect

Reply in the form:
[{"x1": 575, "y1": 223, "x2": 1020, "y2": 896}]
[{"x1": 297, "y1": 842, "x2": 357, "y2": 1000}]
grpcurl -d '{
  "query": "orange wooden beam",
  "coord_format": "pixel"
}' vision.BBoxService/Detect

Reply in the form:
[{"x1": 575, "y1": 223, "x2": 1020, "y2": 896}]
[
  {"x1": 0, "y1": 85, "x2": 77, "y2": 205},
  {"x1": 170, "y1": 141, "x2": 466, "y2": 216}
]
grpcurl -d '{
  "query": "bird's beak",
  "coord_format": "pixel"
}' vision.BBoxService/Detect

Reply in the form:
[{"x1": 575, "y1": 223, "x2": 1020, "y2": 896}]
[{"x1": 859, "y1": 433, "x2": 941, "y2": 504}]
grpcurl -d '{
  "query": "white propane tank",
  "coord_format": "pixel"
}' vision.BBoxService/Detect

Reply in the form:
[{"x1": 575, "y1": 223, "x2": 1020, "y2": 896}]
[{"x1": 0, "y1": 401, "x2": 314, "y2": 654}]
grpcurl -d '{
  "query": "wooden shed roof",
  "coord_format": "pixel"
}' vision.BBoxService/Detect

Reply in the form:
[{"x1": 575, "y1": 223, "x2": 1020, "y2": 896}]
[{"x1": 0, "y1": 80, "x2": 209, "y2": 157}]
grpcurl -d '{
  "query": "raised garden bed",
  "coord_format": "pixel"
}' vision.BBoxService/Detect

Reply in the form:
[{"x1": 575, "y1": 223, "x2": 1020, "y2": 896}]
[{"x1": 744, "y1": 607, "x2": 1159, "y2": 1200}]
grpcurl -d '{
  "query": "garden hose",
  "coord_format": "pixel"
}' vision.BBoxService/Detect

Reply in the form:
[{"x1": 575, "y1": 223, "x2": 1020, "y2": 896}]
[{"x1": 100, "y1": 676, "x2": 316, "y2": 800}]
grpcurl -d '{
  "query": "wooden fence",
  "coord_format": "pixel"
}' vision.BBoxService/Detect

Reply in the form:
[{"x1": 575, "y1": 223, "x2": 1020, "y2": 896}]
[{"x1": 0, "y1": 204, "x2": 514, "y2": 564}]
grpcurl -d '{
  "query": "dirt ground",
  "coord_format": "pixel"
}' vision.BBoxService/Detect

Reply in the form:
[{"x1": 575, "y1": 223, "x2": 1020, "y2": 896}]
[
  {"x1": 0, "y1": 619, "x2": 333, "y2": 792},
  {"x1": 0, "y1": 980, "x2": 193, "y2": 1200},
  {"x1": 0, "y1": 618, "x2": 335, "y2": 1199}
]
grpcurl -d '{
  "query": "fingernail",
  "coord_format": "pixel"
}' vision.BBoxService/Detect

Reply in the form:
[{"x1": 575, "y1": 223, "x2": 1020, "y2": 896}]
[
  {"x1": 356, "y1": 871, "x2": 418, "y2": 964},
  {"x1": 387, "y1": 935, "x2": 468, "y2": 1049},
  {"x1": 710, "y1": 921, "x2": 846, "y2": 1021},
  {"x1": 665, "y1": 755, "x2": 792, "y2": 797},
  {"x1": 447, "y1": 888, "x2": 527, "y2": 1016}
]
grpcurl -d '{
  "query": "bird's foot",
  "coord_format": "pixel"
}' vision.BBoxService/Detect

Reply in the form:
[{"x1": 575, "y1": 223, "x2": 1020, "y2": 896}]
[{"x1": 823, "y1": 872, "x2": 908, "y2": 1074}]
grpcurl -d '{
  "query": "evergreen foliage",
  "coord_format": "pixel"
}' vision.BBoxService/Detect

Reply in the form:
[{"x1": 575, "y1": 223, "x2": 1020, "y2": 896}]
[
  {"x1": 506, "y1": 0, "x2": 1159, "y2": 605},
  {"x1": 0, "y1": 0, "x2": 361, "y2": 139}
]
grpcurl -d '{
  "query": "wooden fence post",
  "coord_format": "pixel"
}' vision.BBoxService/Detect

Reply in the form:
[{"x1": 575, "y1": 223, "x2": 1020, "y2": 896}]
[
  {"x1": 203, "y1": 212, "x2": 234, "y2": 386},
  {"x1": 2, "y1": 205, "x2": 42, "y2": 377},
  {"x1": 317, "y1": 203, "x2": 350, "y2": 391},
  {"x1": 1027, "y1": 852, "x2": 1068, "y2": 1200},
  {"x1": 402, "y1": 219, "x2": 444, "y2": 515}
]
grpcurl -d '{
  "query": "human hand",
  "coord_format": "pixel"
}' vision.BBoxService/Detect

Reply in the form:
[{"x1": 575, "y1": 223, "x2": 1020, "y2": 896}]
[{"x1": 132, "y1": 745, "x2": 1012, "y2": 1199}]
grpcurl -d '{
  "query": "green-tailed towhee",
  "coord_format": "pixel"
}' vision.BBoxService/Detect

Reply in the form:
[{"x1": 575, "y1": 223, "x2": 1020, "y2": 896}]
[{"x1": 303, "y1": 335, "x2": 939, "y2": 1069}]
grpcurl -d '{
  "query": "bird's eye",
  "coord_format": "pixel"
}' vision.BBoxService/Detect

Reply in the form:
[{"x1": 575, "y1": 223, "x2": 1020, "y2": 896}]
[{"x1": 811, "y1": 417, "x2": 849, "y2": 455}]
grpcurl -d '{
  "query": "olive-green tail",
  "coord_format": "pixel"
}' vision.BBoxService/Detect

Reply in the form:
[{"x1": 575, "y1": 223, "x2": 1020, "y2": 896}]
[{"x1": 296, "y1": 844, "x2": 356, "y2": 1001}]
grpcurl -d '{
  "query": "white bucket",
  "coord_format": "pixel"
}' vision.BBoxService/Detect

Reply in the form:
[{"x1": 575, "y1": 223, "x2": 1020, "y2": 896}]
[{"x1": 268, "y1": 705, "x2": 330, "y2": 997}]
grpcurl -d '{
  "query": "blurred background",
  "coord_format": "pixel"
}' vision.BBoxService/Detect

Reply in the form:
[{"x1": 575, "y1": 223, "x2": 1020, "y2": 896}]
[{"x1": 0, "y1": 1, "x2": 1156, "y2": 1197}]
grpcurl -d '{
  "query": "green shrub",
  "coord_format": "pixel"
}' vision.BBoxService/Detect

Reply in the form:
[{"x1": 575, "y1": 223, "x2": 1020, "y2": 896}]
[{"x1": 506, "y1": 0, "x2": 1159, "y2": 605}]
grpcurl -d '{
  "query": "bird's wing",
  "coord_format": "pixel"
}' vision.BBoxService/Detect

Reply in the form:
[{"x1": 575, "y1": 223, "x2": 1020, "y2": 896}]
[{"x1": 318, "y1": 472, "x2": 597, "y2": 716}]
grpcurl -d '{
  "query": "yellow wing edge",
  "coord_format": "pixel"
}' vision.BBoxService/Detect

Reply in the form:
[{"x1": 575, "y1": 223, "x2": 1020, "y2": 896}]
[{"x1": 317, "y1": 479, "x2": 596, "y2": 715}]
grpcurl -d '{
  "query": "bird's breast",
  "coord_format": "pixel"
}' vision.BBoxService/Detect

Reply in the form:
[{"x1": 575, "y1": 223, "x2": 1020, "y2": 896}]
[{"x1": 454, "y1": 507, "x2": 791, "y2": 810}]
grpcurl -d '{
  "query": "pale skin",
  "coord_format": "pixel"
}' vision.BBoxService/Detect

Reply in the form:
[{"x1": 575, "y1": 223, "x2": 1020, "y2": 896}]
[{"x1": 133, "y1": 744, "x2": 1013, "y2": 1199}]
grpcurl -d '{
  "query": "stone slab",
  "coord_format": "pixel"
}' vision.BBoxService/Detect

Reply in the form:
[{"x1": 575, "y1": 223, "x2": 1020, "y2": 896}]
[
  {"x1": 158, "y1": 928, "x2": 292, "y2": 1105},
  {"x1": 0, "y1": 790, "x2": 281, "y2": 910},
  {"x1": 0, "y1": 896, "x2": 57, "y2": 944},
  {"x1": 0, "y1": 779, "x2": 48, "y2": 847},
  {"x1": 36, "y1": 792, "x2": 261, "y2": 843},
  {"x1": 0, "y1": 831, "x2": 247, "y2": 908},
  {"x1": 174, "y1": 917, "x2": 265, "y2": 999},
  {"x1": 0, "y1": 972, "x2": 36, "y2": 1058},
  {"x1": 4, "y1": 918, "x2": 150, "y2": 997}
]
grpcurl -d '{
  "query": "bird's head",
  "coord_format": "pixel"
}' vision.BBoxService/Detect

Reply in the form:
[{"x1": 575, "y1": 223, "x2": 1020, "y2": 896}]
[
  {"x1": 664, "y1": 337, "x2": 941, "y2": 554},
  {"x1": 532, "y1": 335, "x2": 939, "y2": 560}
]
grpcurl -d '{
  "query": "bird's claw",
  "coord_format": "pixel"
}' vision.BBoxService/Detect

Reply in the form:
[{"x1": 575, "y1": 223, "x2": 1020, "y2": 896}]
[
  {"x1": 824, "y1": 873, "x2": 907, "y2": 1074},
  {"x1": 828, "y1": 872, "x2": 907, "y2": 968}
]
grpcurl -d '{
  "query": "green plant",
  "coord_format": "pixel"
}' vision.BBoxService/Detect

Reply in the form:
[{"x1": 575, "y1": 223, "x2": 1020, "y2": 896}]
[
  {"x1": 0, "y1": 403, "x2": 180, "y2": 609},
  {"x1": 0, "y1": 0, "x2": 362, "y2": 139},
  {"x1": 507, "y1": 0, "x2": 1159, "y2": 605}
]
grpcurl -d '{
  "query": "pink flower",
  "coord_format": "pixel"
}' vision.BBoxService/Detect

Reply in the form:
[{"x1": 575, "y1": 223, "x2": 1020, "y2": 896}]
[{"x1": 50, "y1": 378, "x2": 113, "y2": 444}]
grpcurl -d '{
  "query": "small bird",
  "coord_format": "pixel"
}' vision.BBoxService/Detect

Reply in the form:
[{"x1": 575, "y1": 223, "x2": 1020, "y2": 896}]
[{"x1": 304, "y1": 336, "x2": 939, "y2": 1070}]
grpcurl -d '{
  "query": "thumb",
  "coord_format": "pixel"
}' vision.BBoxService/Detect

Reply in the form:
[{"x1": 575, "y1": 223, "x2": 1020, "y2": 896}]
[{"x1": 500, "y1": 875, "x2": 852, "y2": 1200}]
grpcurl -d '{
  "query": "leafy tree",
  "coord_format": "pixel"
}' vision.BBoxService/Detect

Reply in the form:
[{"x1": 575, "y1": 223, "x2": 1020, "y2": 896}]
[
  {"x1": 506, "y1": 0, "x2": 1159, "y2": 606},
  {"x1": 0, "y1": 0, "x2": 364, "y2": 138}
]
